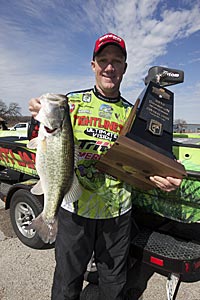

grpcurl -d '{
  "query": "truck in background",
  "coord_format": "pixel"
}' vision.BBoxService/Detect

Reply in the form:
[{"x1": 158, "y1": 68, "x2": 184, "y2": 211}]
[
  {"x1": 8, "y1": 122, "x2": 30, "y2": 137},
  {"x1": 0, "y1": 119, "x2": 43, "y2": 249}
]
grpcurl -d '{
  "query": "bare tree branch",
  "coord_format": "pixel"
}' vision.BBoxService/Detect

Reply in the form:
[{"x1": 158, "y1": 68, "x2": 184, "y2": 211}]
[{"x1": 0, "y1": 99, "x2": 21, "y2": 118}]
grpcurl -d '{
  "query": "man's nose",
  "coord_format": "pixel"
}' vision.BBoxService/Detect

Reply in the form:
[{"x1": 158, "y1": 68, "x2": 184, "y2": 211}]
[{"x1": 105, "y1": 63, "x2": 114, "y2": 71}]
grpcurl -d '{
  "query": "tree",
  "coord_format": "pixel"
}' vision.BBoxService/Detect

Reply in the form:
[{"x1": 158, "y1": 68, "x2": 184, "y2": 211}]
[
  {"x1": 0, "y1": 99, "x2": 21, "y2": 118},
  {"x1": 174, "y1": 119, "x2": 187, "y2": 133}
]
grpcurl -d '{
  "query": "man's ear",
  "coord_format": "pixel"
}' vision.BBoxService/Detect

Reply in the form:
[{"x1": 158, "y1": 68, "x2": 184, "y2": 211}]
[
  {"x1": 91, "y1": 61, "x2": 95, "y2": 72},
  {"x1": 123, "y1": 62, "x2": 127, "y2": 74}
]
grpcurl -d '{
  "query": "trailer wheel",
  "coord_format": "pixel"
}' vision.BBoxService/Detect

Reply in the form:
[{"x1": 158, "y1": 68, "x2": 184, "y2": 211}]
[
  {"x1": 80, "y1": 283, "x2": 99, "y2": 300},
  {"x1": 10, "y1": 189, "x2": 46, "y2": 249}
]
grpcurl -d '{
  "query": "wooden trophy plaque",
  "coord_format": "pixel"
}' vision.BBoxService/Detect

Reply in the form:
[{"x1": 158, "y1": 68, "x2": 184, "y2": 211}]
[{"x1": 96, "y1": 69, "x2": 186, "y2": 190}]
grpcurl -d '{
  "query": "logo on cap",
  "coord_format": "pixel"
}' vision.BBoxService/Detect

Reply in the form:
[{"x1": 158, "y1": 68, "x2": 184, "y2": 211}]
[{"x1": 93, "y1": 33, "x2": 127, "y2": 60}]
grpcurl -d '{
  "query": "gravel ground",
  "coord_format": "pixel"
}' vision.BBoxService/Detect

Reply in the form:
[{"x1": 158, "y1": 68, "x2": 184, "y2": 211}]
[
  {"x1": 0, "y1": 199, "x2": 200, "y2": 300},
  {"x1": 0, "y1": 203, "x2": 55, "y2": 300}
]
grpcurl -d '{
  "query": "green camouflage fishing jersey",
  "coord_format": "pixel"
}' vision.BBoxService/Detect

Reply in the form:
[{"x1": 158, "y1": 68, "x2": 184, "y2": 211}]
[{"x1": 61, "y1": 87, "x2": 135, "y2": 219}]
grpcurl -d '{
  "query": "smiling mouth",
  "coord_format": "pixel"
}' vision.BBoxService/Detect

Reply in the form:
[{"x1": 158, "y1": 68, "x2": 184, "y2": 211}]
[{"x1": 103, "y1": 75, "x2": 114, "y2": 80}]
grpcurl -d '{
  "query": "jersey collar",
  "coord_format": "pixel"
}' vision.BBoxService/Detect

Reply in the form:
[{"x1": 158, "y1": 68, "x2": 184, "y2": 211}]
[{"x1": 93, "y1": 86, "x2": 121, "y2": 103}]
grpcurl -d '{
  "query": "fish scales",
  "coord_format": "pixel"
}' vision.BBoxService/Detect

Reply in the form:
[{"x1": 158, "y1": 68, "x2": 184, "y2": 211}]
[{"x1": 37, "y1": 101, "x2": 74, "y2": 222}]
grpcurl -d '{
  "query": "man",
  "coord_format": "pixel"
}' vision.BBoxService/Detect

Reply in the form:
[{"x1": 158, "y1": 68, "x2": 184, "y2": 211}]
[{"x1": 29, "y1": 33, "x2": 181, "y2": 300}]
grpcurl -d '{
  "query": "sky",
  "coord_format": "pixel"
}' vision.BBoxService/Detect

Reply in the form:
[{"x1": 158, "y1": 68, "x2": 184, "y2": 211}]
[{"x1": 0, "y1": 0, "x2": 200, "y2": 123}]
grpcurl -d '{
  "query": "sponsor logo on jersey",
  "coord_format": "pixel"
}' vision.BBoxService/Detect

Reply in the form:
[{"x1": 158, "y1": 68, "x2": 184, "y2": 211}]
[
  {"x1": 78, "y1": 109, "x2": 92, "y2": 114},
  {"x1": 68, "y1": 93, "x2": 81, "y2": 102},
  {"x1": 84, "y1": 128, "x2": 118, "y2": 142},
  {"x1": 69, "y1": 103, "x2": 75, "y2": 113},
  {"x1": 82, "y1": 93, "x2": 92, "y2": 103},
  {"x1": 79, "y1": 139, "x2": 111, "y2": 154},
  {"x1": 74, "y1": 115, "x2": 123, "y2": 134},
  {"x1": 99, "y1": 104, "x2": 113, "y2": 119}
]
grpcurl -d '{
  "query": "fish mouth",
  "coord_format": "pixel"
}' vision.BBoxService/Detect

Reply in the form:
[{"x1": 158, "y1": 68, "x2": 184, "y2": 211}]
[
  {"x1": 37, "y1": 93, "x2": 69, "y2": 131},
  {"x1": 43, "y1": 94, "x2": 68, "y2": 107},
  {"x1": 45, "y1": 94, "x2": 67, "y2": 101}
]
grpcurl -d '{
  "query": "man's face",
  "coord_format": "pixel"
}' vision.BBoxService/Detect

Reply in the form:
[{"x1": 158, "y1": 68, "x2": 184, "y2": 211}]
[{"x1": 91, "y1": 45, "x2": 127, "y2": 97}]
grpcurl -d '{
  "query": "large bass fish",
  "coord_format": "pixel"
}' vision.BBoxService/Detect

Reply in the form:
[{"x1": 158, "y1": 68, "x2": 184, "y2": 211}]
[{"x1": 27, "y1": 93, "x2": 82, "y2": 244}]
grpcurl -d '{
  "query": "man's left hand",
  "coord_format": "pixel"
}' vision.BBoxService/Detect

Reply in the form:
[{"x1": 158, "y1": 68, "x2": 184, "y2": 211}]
[{"x1": 149, "y1": 176, "x2": 182, "y2": 192}]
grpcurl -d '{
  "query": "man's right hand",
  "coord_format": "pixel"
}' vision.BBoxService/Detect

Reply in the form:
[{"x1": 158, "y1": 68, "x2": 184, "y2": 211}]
[{"x1": 29, "y1": 98, "x2": 41, "y2": 118}]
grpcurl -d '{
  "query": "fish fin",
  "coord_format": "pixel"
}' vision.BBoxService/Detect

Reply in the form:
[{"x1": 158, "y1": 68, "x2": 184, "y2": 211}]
[
  {"x1": 27, "y1": 137, "x2": 38, "y2": 149},
  {"x1": 27, "y1": 213, "x2": 57, "y2": 244},
  {"x1": 31, "y1": 180, "x2": 44, "y2": 195},
  {"x1": 64, "y1": 173, "x2": 82, "y2": 204}
]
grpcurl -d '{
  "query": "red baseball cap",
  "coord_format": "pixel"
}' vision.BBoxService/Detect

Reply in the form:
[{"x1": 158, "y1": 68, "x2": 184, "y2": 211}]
[{"x1": 93, "y1": 33, "x2": 127, "y2": 60}]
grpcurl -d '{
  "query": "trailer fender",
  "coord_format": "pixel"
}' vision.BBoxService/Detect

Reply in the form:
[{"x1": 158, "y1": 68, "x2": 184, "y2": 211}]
[{"x1": 5, "y1": 179, "x2": 42, "y2": 210}]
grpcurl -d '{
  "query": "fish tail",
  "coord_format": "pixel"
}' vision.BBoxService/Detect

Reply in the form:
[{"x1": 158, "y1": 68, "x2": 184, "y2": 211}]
[{"x1": 27, "y1": 213, "x2": 58, "y2": 244}]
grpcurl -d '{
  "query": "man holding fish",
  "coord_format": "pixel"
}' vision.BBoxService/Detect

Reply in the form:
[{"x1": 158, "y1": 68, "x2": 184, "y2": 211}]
[{"x1": 29, "y1": 33, "x2": 181, "y2": 300}]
